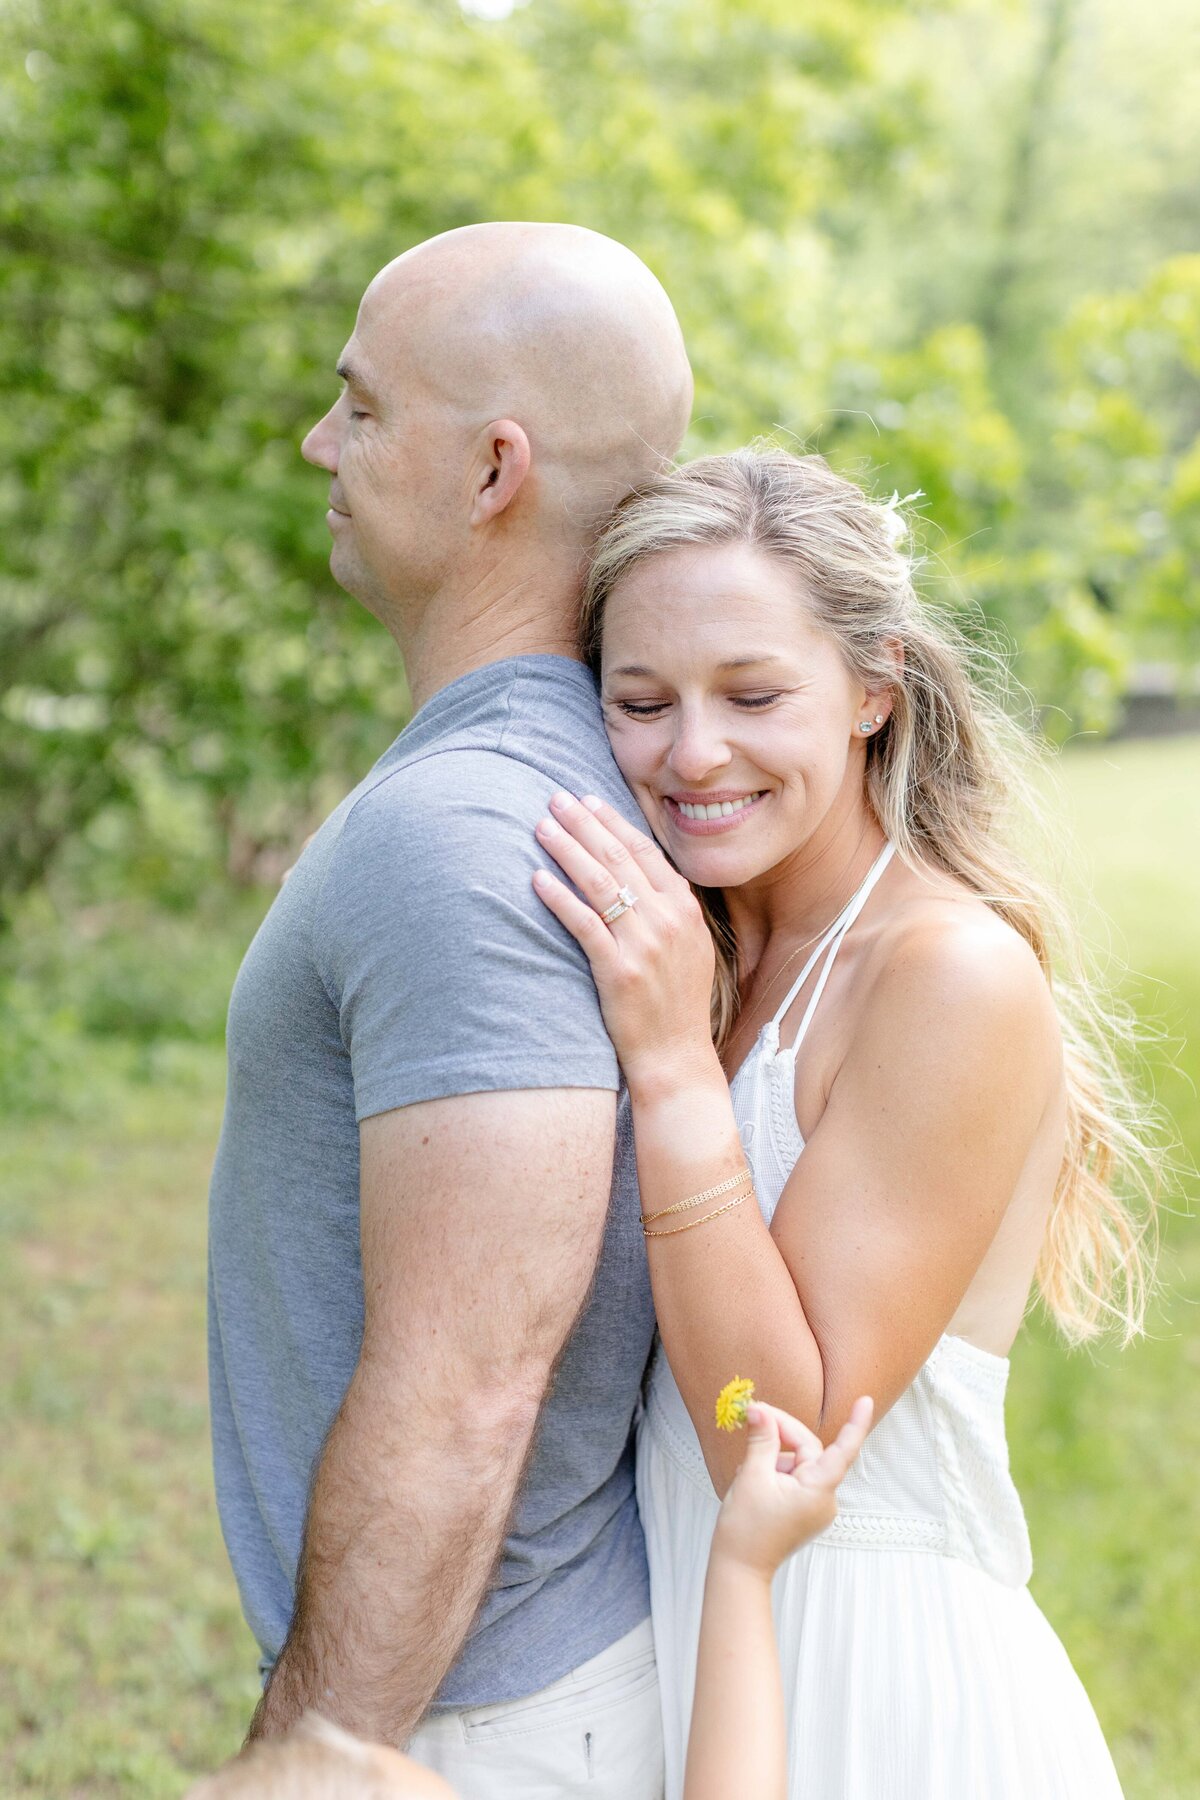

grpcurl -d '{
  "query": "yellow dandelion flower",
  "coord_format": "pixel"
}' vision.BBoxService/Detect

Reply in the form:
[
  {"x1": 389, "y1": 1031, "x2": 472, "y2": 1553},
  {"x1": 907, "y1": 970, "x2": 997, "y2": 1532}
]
[{"x1": 715, "y1": 1376, "x2": 755, "y2": 1431}]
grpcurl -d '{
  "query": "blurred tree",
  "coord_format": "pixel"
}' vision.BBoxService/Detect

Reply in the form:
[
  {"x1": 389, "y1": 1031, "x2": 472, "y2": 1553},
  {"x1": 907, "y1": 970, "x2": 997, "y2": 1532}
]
[
  {"x1": 1, "y1": 0, "x2": 1196, "y2": 921},
  {"x1": 0, "y1": 0, "x2": 940, "y2": 918},
  {"x1": 1, "y1": 0, "x2": 410, "y2": 914},
  {"x1": 1051, "y1": 255, "x2": 1200, "y2": 661}
]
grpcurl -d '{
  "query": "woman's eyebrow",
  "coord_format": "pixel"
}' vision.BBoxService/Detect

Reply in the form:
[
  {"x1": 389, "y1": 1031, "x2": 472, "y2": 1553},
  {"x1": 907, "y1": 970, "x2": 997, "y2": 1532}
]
[
  {"x1": 610, "y1": 655, "x2": 788, "y2": 679},
  {"x1": 716, "y1": 655, "x2": 787, "y2": 671}
]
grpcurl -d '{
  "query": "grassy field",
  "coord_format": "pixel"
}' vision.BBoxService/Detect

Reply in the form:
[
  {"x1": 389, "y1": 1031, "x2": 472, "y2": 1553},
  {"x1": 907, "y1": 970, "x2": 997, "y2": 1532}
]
[{"x1": 0, "y1": 738, "x2": 1196, "y2": 1797}]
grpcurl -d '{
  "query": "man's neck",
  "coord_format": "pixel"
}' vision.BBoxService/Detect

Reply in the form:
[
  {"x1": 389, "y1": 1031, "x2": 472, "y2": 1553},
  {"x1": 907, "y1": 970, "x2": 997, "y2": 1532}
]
[{"x1": 393, "y1": 562, "x2": 585, "y2": 712}]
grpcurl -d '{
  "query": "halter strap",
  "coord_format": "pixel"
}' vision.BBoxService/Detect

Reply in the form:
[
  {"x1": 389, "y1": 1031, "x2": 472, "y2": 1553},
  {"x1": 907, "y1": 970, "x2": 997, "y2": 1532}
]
[{"x1": 769, "y1": 842, "x2": 895, "y2": 1053}]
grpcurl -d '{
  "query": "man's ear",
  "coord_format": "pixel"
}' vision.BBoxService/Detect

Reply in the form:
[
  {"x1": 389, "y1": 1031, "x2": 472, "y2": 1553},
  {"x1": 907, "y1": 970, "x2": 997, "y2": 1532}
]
[{"x1": 469, "y1": 419, "x2": 532, "y2": 526}]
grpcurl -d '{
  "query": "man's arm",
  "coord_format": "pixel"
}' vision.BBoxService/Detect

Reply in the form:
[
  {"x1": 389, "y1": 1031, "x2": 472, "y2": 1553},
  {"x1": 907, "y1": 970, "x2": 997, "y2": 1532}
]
[{"x1": 248, "y1": 1082, "x2": 616, "y2": 1746}]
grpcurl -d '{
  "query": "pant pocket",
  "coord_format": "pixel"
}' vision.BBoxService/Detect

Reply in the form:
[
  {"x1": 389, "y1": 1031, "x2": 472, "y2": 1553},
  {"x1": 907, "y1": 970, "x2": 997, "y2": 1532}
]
[{"x1": 461, "y1": 1643, "x2": 659, "y2": 1745}]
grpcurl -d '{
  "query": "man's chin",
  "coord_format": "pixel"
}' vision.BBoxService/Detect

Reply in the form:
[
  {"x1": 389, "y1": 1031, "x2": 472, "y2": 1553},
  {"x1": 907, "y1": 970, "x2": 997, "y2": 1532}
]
[
  {"x1": 328, "y1": 537, "x2": 361, "y2": 596},
  {"x1": 329, "y1": 544, "x2": 389, "y2": 624}
]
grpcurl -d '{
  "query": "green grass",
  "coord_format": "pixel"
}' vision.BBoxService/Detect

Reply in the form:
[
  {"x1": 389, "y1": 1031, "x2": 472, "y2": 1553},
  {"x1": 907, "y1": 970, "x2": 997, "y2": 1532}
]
[
  {"x1": 0, "y1": 738, "x2": 1196, "y2": 1797},
  {"x1": 0, "y1": 1047, "x2": 259, "y2": 1796},
  {"x1": 1006, "y1": 737, "x2": 1200, "y2": 1796}
]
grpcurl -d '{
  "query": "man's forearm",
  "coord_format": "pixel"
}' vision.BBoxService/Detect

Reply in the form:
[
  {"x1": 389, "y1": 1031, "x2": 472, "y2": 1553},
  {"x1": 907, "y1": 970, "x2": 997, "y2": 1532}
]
[{"x1": 248, "y1": 1363, "x2": 541, "y2": 1746}]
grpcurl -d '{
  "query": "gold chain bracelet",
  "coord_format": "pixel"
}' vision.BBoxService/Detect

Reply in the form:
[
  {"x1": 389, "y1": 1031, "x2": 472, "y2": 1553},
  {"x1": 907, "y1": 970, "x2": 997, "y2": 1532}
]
[
  {"x1": 640, "y1": 1167, "x2": 751, "y2": 1227},
  {"x1": 643, "y1": 1191, "x2": 751, "y2": 1238}
]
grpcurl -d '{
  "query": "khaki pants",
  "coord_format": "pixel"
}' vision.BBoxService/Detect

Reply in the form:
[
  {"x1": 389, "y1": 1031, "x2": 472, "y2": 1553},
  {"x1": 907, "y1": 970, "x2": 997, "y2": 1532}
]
[{"x1": 406, "y1": 1617, "x2": 665, "y2": 1800}]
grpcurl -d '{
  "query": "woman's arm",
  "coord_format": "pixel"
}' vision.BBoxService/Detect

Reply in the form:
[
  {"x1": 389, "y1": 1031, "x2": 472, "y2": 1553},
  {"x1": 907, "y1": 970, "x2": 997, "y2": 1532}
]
[{"x1": 534, "y1": 793, "x2": 1060, "y2": 1491}]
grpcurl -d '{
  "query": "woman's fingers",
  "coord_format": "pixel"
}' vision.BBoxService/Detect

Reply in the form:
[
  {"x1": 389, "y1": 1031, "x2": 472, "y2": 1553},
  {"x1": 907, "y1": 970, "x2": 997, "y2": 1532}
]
[
  {"x1": 550, "y1": 791, "x2": 676, "y2": 895},
  {"x1": 531, "y1": 869, "x2": 624, "y2": 973},
  {"x1": 535, "y1": 811, "x2": 641, "y2": 920}
]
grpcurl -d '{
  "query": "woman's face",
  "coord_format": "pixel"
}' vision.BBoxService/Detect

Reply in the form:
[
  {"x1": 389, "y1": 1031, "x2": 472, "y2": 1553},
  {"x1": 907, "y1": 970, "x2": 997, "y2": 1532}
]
[{"x1": 599, "y1": 540, "x2": 880, "y2": 892}]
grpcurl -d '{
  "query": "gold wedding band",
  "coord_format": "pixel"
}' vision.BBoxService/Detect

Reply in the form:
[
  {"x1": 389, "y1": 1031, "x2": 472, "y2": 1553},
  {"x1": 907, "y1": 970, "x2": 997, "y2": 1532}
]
[{"x1": 599, "y1": 886, "x2": 638, "y2": 925}]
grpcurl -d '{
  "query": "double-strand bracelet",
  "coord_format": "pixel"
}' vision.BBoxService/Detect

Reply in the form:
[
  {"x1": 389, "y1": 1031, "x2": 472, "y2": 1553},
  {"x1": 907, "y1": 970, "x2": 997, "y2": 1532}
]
[
  {"x1": 642, "y1": 1191, "x2": 751, "y2": 1238},
  {"x1": 640, "y1": 1166, "x2": 751, "y2": 1227}
]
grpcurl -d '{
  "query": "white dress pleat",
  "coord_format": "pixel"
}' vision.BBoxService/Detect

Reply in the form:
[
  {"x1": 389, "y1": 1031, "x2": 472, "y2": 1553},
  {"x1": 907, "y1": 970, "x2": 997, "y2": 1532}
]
[{"x1": 636, "y1": 844, "x2": 1124, "y2": 1799}]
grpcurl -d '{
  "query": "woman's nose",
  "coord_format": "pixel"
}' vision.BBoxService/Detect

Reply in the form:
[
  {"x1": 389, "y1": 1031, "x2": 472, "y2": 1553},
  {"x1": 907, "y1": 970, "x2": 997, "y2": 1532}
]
[{"x1": 667, "y1": 717, "x2": 732, "y2": 783}]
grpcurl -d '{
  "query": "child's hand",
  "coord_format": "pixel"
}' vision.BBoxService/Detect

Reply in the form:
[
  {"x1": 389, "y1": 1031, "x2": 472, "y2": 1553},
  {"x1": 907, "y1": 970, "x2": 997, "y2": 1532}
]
[{"x1": 712, "y1": 1397, "x2": 873, "y2": 1580}]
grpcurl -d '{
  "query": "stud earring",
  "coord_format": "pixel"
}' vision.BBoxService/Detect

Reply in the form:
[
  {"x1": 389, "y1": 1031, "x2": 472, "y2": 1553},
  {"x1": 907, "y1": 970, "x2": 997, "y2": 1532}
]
[
  {"x1": 858, "y1": 721, "x2": 873, "y2": 734},
  {"x1": 874, "y1": 713, "x2": 884, "y2": 724}
]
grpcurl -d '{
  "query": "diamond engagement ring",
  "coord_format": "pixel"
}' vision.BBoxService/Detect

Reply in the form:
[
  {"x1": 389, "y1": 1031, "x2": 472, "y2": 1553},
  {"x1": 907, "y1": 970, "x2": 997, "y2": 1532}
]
[{"x1": 599, "y1": 886, "x2": 638, "y2": 925}]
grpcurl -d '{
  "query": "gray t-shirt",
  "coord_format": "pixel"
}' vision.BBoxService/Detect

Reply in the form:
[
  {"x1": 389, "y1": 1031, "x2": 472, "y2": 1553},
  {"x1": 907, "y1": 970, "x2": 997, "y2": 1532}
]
[{"x1": 207, "y1": 655, "x2": 656, "y2": 1708}]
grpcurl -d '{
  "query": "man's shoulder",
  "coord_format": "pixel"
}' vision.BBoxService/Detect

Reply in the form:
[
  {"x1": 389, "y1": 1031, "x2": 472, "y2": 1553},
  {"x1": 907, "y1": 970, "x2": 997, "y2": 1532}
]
[
  {"x1": 340, "y1": 747, "x2": 567, "y2": 880},
  {"x1": 319, "y1": 656, "x2": 643, "y2": 904},
  {"x1": 349, "y1": 727, "x2": 637, "y2": 845}
]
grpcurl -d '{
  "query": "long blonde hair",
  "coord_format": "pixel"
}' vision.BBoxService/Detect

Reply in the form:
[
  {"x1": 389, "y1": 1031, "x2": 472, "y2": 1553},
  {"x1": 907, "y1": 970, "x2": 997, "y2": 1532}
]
[{"x1": 581, "y1": 448, "x2": 1158, "y2": 1345}]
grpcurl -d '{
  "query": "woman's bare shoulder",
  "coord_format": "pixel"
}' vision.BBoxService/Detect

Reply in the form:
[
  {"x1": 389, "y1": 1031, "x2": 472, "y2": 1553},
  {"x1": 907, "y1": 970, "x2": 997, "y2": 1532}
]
[{"x1": 861, "y1": 870, "x2": 1061, "y2": 1060}]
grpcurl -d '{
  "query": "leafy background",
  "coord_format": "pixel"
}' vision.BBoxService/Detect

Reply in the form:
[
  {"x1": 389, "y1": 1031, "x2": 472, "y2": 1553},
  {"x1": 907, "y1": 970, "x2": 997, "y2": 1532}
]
[{"x1": 0, "y1": 1, "x2": 1196, "y2": 1794}]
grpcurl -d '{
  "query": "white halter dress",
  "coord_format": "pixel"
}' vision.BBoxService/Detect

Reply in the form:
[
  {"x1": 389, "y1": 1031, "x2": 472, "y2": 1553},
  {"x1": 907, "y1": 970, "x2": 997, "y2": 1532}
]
[{"x1": 635, "y1": 843, "x2": 1124, "y2": 1799}]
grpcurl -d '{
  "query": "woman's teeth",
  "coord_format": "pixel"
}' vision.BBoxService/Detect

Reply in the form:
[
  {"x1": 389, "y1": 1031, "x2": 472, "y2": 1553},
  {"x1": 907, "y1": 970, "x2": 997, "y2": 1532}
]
[{"x1": 676, "y1": 793, "x2": 762, "y2": 820}]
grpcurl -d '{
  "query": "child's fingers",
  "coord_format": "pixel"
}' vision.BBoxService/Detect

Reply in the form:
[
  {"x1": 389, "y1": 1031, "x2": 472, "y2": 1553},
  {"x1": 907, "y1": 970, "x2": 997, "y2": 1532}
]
[
  {"x1": 798, "y1": 1396, "x2": 874, "y2": 1490},
  {"x1": 748, "y1": 1400, "x2": 824, "y2": 1463},
  {"x1": 740, "y1": 1402, "x2": 783, "y2": 1470},
  {"x1": 836, "y1": 1394, "x2": 874, "y2": 1461}
]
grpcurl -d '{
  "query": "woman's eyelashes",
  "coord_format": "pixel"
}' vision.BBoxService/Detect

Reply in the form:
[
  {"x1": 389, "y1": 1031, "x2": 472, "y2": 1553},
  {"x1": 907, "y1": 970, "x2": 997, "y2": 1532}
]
[
  {"x1": 614, "y1": 700, "x2": 669, "y2": 718},
  {"x1": 612, "y1": 692, "x2": 784, "y2": 719},
  {"x1": 729, "y1": 692, "x2": 783, "y2": 710}
]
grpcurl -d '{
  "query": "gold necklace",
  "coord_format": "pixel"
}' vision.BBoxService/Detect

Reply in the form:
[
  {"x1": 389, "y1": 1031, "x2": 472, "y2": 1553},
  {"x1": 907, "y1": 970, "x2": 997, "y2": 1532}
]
[
  {"x1": 741, "y1": 924, "x2": 827, "y2": 1014},
  {"x1": 738, "y1": 843, "x2": 882, "y2": 1014}
]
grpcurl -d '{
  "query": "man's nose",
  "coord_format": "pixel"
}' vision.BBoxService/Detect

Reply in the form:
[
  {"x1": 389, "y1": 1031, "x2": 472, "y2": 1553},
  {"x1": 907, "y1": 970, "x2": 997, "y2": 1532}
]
[
  {"x1": 667, "y1": 712, "x2": 733, "y2": 783},
  {"x1": 301, "y1": 405, "x2": 339, "y2": 473}
]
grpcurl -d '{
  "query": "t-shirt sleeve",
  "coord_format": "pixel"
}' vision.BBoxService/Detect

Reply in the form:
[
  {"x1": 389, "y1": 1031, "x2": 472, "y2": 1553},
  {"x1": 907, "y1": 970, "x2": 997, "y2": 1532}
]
[{"x1": 312, "y1": 748, "x2": 620, "y2": 1121}]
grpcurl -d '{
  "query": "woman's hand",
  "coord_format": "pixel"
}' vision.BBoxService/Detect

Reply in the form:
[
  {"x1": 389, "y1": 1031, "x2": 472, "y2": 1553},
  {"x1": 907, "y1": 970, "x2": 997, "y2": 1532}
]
[
  {"x1": 713, "y1": 1397, "x2": 874, "y2": 1580},
  {"x1": 532, "y1": 791, "x2": 719, "y2": 1097}
]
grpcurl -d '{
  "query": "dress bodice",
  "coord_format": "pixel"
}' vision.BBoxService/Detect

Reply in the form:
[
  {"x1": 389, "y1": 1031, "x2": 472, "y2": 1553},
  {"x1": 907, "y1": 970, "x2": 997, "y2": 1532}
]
[{"x1": 646, "y1": 843, "x2": 1033, "y2": 1588}]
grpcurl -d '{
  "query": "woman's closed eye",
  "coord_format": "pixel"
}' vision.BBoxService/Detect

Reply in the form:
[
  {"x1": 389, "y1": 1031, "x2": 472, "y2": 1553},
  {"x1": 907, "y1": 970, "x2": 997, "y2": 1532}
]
[
  {"x1": 612, "y1": 692, "x2": 783, "y2": 719},
  {"x1": 613, "y1": 699, "x2": 670, "y2": 718}
]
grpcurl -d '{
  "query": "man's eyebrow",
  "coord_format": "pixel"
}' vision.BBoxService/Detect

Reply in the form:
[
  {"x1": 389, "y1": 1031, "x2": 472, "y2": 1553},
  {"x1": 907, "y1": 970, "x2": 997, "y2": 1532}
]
[{"x1": 335, "y1": 357, "x2": 373, "y2": 393}]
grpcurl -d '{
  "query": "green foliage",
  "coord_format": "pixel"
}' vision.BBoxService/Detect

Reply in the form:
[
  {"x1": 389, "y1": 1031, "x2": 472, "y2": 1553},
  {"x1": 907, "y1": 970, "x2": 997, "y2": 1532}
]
[
  {"x1": 0, "y1": 881, "x2": 268, "y2": 1117},
  {"x1": 1, "y1": 0, "x2": 1197, "y2": 919},
  {"x1": 1051, "y1": 255, "x2": 1200, "y2": 656}
]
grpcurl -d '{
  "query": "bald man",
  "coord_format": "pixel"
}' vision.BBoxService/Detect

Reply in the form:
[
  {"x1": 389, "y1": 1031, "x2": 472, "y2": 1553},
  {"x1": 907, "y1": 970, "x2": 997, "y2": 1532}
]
[{"x1": 207, "y1": 223, "x2": 692, "y2": 1799}]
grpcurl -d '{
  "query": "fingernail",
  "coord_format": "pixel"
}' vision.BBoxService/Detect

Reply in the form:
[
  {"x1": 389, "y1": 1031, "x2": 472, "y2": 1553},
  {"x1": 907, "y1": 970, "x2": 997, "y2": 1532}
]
[
  {"x1": 550, "y1": 791, "x2": 574, "y2": 811},
  {"x1": 746, "y1": 1404, "x2": 764, "y2": 1425},
  {"x1": 581, "y1": 795, "x2": 603, "y2": 812},
  {"x1": 536, "y1": 817, "x2": 557, "y2": 836}
]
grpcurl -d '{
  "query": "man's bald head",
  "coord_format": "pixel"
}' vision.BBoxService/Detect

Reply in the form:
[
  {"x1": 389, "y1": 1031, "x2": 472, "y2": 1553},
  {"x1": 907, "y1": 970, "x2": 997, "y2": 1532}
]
[
  {"x1": 302, "y1": 223, "x2": 692, "y2": 648},
  {"x1": 363, "y1": 222, "x2": 692, "y2": 516}
]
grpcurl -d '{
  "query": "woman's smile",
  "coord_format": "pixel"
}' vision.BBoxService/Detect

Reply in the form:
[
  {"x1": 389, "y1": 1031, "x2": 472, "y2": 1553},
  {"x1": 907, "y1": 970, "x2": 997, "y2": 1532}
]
[{"x1": 662, "y1": 789, "x2": 769, "y2": 835}]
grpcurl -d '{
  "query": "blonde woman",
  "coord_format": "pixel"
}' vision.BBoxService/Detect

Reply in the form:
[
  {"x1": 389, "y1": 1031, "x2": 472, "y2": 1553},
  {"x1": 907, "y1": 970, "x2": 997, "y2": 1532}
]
[{"x1": 532, "y1": 449, "x2": 1153, "y2": 1799}]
